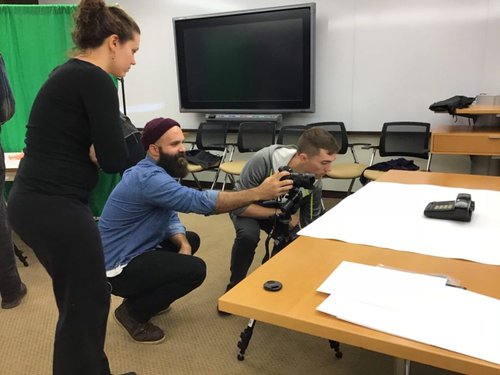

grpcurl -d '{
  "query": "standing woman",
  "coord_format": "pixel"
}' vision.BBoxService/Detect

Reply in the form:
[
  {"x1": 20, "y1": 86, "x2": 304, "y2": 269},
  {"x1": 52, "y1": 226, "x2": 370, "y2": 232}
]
[{"x1": 7, "y1": 1, "x2": 140, "y2": 374}]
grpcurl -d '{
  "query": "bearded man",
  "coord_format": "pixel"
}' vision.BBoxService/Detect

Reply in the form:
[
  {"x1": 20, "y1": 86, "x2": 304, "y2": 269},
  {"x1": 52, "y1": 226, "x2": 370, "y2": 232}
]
[{"x1": 98, "y1": 117, "x2": 292, "y2": 344}]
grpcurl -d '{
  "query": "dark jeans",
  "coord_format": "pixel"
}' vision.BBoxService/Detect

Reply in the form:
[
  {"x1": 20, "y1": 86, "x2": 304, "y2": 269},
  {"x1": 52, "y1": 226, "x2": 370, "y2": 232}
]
[
  {"x1": 0, "y1": 143, "x2": 22, "y2": 302},
  {"x1": 228, "y1": 213, "x2": 274, "y2": 290},
  {"x1": 8, "y1": 187, "x2": 111, "y2": 375},
  {"x1": 108, "y1": 231, "x2": 205, "y2": 323}
]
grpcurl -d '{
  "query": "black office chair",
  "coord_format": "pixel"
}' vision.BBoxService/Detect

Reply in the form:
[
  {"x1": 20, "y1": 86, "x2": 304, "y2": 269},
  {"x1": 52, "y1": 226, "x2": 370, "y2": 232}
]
[
  {"x1": 276, "y1": 125, "x2": 307, "y2": 146},
  {"x1": 219, "y1": 122, "x2": 276, "y2": 191},
  {"x1": 362, "y1": 122, "x2": 431, "y2": 182},
  {"x1": 183, "y1": 122, "x2": 229, "y2": 190},
  {"x1": 306, "y1": 122, "x2": 369, "y2": 195}
]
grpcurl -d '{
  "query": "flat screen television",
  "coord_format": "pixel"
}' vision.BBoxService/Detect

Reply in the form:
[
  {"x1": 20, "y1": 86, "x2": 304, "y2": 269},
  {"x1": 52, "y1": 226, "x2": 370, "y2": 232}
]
[{"x1": 173, "y1": 3, "x2": 316, "y2": 114}]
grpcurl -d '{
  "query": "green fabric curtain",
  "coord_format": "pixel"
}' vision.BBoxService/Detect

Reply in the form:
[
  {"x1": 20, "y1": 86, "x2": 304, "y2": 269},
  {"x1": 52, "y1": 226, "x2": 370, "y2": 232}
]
[{"x1": 0, "y1": 5, "x2": 121, "y2": 216}]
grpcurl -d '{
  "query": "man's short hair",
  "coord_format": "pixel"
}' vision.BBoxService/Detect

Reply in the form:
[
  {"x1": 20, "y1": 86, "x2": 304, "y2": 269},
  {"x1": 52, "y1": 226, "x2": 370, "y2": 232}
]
[{"x1": 297, "y1": 127, "x2": 339, "y2": 156}]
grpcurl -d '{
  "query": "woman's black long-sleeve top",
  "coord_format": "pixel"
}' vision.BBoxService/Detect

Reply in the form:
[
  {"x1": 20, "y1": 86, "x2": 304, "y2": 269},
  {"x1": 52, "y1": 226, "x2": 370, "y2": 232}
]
[{"x1": 14, "y1": 58, "x2": 127, "y2": 202}]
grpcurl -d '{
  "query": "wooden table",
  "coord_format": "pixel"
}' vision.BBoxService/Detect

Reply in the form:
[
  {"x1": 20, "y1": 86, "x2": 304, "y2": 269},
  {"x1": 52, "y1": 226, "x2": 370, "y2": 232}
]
[
  {"x1": 430, "y1": 105, "x2": 500, "y2": 173},
  {"x1": 431, "y1": 125, "x2": 500, "y2": 157},
  {"x1": 455, "y1": 104, "x2": 500, "y2": 115},
  {"x1": 218, "y1": 170, "x2": 500, "y2": 375}
]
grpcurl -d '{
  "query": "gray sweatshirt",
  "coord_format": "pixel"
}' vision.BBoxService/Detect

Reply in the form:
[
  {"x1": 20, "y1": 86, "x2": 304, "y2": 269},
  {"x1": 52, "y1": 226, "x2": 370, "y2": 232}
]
[{"x1": 232, "y1": 144, "x2": 323, "y2": 228}]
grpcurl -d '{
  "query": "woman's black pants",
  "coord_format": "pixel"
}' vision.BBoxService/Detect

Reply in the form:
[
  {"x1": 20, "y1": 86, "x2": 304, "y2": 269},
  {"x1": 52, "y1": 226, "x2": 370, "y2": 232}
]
[{"x1": 8, "y1": 188, "x2": 111, "y2": 375}]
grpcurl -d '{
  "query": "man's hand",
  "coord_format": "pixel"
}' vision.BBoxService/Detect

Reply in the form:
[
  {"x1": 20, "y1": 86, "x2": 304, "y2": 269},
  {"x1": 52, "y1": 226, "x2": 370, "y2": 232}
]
[
  {"x1": 215, "y1": 170, "x2": 294, "y2": 214},
  {"x1": 178, "y1": 244, "x2": 192, "y2": 256},
  {"x1": 89, "y1": 144, "x2": 99, "y2": 167},
  {"x1": 255, "y1": 170, "x2": 294, "y2": 201},
  {"x1": 289, "y1": 213, "x2": 300, "y2": 229},
  {"x1": 170, "y1": 233, "x2": 192, "y2": 255}
]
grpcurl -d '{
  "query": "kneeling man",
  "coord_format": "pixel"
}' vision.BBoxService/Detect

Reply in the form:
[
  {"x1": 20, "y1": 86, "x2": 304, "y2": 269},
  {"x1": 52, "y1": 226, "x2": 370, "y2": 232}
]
[{"x1": 98, "y1": 117, "x2": 292, "y2": 344}]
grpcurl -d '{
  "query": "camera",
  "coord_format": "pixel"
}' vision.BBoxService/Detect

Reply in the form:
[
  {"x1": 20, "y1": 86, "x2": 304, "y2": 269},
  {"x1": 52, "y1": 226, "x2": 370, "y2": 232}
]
[
  {"x1": 278, "y1": 166, "x2": 315, "y2": 190},
  {"x1": 259, "y1": 166, "x2": 316, "y2": 262}
]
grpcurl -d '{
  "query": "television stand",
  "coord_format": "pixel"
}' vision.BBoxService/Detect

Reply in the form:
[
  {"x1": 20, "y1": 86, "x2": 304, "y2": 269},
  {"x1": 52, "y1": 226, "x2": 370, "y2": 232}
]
[{"x1": 205, "y1": 113, "x2": 282, "y2": 123}]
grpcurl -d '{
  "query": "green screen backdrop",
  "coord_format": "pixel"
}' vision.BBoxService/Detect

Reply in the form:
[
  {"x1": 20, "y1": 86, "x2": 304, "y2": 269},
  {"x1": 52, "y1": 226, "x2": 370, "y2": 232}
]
[{"x1": 0, "y1": 5, "x2": 121, "y2": 216}]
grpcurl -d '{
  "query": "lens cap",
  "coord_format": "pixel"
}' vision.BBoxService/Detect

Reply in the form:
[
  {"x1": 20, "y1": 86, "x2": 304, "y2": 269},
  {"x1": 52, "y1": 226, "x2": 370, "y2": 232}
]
[{"x1": 263, "y1": 280, "x2": 282, "y2": 292}]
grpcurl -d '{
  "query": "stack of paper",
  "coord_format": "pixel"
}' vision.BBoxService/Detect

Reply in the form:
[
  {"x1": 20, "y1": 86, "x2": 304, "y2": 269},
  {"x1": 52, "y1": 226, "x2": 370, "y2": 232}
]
[{"x1": 317, "y1": 261, "x2": 500, "y2": 365}]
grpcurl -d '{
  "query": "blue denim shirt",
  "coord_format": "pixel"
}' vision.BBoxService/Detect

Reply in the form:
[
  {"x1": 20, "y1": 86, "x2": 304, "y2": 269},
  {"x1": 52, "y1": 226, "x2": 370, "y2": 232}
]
[{"x1": 99, "y1": 155, "x2": 218, "y2": 273}]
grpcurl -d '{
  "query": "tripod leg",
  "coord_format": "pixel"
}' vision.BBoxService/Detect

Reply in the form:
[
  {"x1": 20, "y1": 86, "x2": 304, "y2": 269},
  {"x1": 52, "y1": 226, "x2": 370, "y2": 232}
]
[
  {"x1": 13, "y1": 243, "x2": 28, "y2": 267},
  {"x1": 237, "y1": 319, "x2": 256, "y2": 361},
  {"x1": 328, "y1": 340, "x2": 343, "y2": 359}
]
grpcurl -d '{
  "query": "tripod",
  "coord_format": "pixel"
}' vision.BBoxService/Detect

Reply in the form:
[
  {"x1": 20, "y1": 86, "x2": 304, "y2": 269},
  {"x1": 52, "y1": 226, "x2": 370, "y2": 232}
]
[{"x1": 236, "y1": 189, "x2": 342, "y2": 361}]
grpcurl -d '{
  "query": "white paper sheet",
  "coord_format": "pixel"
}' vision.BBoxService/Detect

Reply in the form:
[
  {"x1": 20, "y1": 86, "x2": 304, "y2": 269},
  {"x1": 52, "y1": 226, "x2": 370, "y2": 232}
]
[
  {"x1": 298, "y1": 181, "x2": 500, "y2": 265},
  {"x1": 317, "y1": 261, "x2": 447, "y2": 296},
  {"x1": 4, "y1": 152, "x2": 23, "y2": 170},
  {"x1": 317, "y1": 261, "x2": 500, "y2": 365}
]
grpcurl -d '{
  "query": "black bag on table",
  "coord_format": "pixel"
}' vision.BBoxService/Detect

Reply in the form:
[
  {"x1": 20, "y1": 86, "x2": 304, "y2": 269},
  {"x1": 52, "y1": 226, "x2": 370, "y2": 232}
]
[{"x1": 429, "y1": 95, "x2": 475, "y2": 115}]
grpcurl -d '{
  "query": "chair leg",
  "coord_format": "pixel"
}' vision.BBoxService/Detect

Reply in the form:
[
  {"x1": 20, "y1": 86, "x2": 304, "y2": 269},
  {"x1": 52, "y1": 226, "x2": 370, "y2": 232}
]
[
  {"x1": 191, "y1": 173, "x2": 203, "y2": 190},
  {"x1": 227, "y1": 174, "x2": 236, "y2": 190},
  {"x1": 346, "y1": 178, "x2": 356, "y2": 196},
  {"x1": 221, "y1": 173, "x2": 228, "y2": 192},
  {"x1": 210, "y1": 168, "x2": 222, "y2": 190},
  {"x1": 426, "y1": 155, "x2": 432, "y2": 172}
]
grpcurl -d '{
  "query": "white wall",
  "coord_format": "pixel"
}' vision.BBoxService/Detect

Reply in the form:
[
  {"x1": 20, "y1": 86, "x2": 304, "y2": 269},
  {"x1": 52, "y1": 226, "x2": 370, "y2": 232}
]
[
  {"x1": 41, "y1": 0, "x2": 500, "y2": 131},
  {"x1": 39, "y1": 0, "x2": 497, "y2": 190}
]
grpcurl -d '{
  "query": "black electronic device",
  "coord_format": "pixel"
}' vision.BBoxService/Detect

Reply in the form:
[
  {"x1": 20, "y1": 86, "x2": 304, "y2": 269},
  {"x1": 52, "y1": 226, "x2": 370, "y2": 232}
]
[
  {"x1": 278, "y1": 166, "x2": 315, "y2": 190},
  {"x1": 173, "y1": 3, "x2": 316, "y2": 114},
  {"x1": 424, "y1": 193, "x2": 475, "y2": 222}
]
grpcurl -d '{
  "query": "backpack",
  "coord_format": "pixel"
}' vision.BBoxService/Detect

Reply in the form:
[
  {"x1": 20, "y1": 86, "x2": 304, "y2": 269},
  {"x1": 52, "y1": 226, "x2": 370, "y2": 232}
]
[
  {"x1": 428, "y1": 95, "x2": 475, "y2": 116},
  {"x1": 0, "y1": 54, "x2": 15, "y2": 125},
  {"x1": 185, "y1": 149, "x2": 221, "y2": 169},
  {"x1": 120, "y1": 112, "x2": 145, "y2": 172}
]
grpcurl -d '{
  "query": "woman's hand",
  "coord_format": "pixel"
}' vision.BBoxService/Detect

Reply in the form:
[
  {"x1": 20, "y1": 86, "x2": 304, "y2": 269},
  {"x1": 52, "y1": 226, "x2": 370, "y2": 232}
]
[{"x1": 89, "y1": 144, "x2": 99, "y2": 167}]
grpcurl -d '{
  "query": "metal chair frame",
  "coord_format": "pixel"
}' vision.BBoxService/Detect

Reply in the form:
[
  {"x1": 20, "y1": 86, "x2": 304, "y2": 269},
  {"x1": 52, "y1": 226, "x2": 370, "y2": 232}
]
[
  {"x1": 220, "y1": 122, "x2": 276, "y2": 191},
  {"x1": 182, "y1": 122, "x2": 230, "y2": 190},
  {"x1": 364, "y1": 121, "x2": 431, "y2": 172},
  {"x1": 307, "y1": 122, "x2": 370, "y2": 195}
]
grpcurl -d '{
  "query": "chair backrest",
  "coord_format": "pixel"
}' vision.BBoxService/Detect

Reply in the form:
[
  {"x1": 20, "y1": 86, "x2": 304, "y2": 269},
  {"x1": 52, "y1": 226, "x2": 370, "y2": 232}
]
[
  {"x1": 306, "y1": 122, "x2": 349, "y2": 154},
  {"x1": 379, "y1": 122, "x2": 430, "y2": 159},
  {"x1": 237, "y1": 122, "x2": 276, "y2": 152},
  {"x1": 276, "y1": 125, "x2": 307, "y2": 145},
  {"x1": 195, "y1": 122, "x2": 228, "y2": 151}
]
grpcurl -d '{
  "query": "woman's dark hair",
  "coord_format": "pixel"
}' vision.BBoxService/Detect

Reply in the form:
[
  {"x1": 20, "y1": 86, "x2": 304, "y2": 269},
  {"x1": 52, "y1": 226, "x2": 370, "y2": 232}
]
[{"x1": 72, "y1": 0, "x2": 140, "y2": 51}]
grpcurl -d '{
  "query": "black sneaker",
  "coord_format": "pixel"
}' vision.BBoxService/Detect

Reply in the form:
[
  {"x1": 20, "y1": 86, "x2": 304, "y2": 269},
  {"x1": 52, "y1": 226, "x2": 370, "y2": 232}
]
[
  {"x1": 114, "y1": 303, "x2": 165, "y2": 344},
  {"x1": 1, "y1": 282, "x2": 27, "y2": 309}
]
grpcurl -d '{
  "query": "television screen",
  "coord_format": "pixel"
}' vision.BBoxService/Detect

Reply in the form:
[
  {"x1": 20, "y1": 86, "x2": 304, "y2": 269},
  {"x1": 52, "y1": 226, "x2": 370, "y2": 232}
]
[{"x1": 173, "y1": 3, "x2": 315, "y2": 114}]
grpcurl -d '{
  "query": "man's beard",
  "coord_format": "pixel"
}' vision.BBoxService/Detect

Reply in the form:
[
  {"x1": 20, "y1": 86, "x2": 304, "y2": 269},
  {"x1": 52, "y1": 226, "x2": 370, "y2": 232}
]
[{"x1": 157, "y1": 149, "x2": 189, "y2": 178}]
